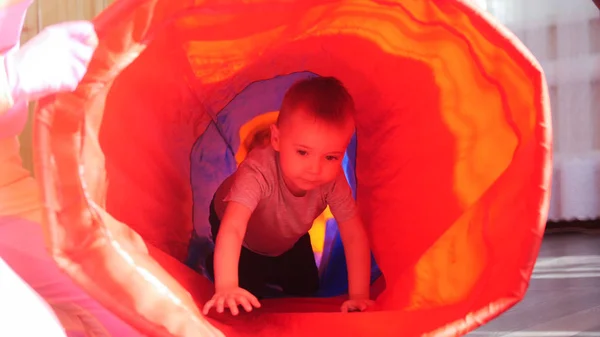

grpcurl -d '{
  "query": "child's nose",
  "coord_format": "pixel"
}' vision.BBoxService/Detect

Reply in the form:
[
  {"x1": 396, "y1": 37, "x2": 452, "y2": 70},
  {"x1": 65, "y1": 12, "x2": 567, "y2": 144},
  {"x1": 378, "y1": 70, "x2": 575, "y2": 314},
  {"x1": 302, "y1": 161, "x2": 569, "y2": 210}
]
[{"x1": 307, "y1": 158, "x2": 322, "y2": 175}]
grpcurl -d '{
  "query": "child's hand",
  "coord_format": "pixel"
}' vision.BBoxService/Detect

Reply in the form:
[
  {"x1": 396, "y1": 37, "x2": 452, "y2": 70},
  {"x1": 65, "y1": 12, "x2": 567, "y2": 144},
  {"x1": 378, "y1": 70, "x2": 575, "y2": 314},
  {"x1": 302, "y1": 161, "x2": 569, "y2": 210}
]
[
  {"x1": 203, "y1": 287, "x2": 261, "y2": 316},
  {"x1": 341, "y1": 298, "x2": 376, "y2": 313},
  {"x1": 4, "y1": 20, "x2": 98, "y2": 104}
]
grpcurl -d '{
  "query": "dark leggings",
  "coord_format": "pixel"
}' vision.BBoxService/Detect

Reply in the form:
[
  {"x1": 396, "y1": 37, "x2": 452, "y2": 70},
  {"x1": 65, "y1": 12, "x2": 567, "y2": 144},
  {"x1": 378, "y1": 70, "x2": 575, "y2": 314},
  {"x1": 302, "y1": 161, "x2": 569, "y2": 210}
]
[{"x1": 205, "y1": 199, "x2": 320, "y2": 298}]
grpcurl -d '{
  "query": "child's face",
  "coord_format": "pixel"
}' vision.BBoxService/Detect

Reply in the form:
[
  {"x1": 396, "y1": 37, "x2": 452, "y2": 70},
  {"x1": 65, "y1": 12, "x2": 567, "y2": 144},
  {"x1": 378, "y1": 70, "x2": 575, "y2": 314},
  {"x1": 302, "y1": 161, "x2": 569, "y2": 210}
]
[{"x1": 270, "y1": 108, "x2": 354, "y2": 195}]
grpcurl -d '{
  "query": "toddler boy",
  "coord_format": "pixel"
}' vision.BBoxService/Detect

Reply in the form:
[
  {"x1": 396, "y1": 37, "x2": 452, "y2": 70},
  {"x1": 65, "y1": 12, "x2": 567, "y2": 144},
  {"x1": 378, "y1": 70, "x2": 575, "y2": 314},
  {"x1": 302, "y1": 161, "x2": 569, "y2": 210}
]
[{"x1": 202, "y1": 76, "x2": 373, "y2": 316}]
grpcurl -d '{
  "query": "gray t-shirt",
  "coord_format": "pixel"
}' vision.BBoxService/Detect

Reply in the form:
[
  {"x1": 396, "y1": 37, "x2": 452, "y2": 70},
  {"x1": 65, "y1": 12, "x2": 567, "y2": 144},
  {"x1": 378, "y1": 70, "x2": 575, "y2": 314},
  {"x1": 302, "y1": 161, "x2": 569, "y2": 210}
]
[{"x1": 213, "y1": 145, "x2": 357, "y2": 256}]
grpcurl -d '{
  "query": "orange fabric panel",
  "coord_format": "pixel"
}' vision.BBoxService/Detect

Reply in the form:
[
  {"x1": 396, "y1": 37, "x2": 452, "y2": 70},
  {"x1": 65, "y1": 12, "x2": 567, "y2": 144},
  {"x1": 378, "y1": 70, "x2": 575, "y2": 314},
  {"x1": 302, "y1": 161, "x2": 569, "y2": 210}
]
[{"x1": 30, "y1": 0, "x2": 551, "y2": 336}]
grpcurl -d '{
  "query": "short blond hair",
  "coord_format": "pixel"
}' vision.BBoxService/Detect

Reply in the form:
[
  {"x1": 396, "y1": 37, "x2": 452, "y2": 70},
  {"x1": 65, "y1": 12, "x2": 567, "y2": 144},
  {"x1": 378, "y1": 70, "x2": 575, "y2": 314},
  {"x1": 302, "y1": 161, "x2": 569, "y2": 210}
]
[{"x1": 278, "y1": 76, "x2": 355, "y2": 127}]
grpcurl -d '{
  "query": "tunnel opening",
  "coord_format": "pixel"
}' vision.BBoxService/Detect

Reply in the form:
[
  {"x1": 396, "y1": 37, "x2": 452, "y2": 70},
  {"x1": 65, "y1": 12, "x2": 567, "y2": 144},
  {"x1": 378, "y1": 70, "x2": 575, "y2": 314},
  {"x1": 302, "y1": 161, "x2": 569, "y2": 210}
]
[
  {"x1": 96, "y1": 1, "x2": 530, "y2": 311},
  {"x1": 183, "y1": 70, "x2": 383, "y2": 298},
  {"x1": 98, "y1": 22, "x2": 467, "y2": 311}
]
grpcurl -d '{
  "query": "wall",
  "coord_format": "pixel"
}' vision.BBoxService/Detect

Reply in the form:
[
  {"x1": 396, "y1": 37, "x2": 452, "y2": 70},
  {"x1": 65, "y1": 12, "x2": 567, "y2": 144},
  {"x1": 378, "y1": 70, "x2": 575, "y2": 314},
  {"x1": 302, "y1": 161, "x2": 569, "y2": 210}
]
[
  {"x1": 472, "y1": 0, "x2": 600, "y2": 221},
  {"x1": 18, "y1": 0, "x2": 113, "y2": 173}
]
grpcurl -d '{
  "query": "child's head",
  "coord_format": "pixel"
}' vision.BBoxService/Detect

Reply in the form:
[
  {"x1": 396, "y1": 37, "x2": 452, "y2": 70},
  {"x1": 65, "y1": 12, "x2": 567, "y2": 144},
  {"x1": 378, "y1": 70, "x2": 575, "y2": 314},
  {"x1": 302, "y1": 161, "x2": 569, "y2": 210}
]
[{"x1": 270, "y1": 76, "x2": 356, "y2": 195}]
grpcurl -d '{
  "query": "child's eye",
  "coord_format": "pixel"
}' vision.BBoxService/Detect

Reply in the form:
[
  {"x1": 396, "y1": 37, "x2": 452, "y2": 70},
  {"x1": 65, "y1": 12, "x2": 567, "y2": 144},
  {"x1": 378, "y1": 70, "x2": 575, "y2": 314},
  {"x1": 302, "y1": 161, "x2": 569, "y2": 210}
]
[
  {"x1": 325, "y1": 155, "x2": 339, "y2": 161},
  {"x1": 297, "y1": 150, "x2": 308, "y2": 156}
]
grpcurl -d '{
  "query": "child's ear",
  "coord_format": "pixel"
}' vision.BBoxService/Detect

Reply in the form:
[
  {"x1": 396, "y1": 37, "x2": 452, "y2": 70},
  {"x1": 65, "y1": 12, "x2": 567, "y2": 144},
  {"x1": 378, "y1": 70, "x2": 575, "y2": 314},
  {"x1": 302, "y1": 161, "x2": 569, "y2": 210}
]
[{"x1": 270, "y1": 123, "x2": 280, "y2": 151}]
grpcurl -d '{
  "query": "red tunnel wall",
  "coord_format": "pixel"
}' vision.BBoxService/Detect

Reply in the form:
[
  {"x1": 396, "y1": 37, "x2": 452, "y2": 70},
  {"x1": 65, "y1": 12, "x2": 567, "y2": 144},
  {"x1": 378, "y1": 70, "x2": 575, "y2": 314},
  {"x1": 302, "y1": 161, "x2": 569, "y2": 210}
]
[{"x1": 33, "y1": 1, "x2": 551, "y2": 336}]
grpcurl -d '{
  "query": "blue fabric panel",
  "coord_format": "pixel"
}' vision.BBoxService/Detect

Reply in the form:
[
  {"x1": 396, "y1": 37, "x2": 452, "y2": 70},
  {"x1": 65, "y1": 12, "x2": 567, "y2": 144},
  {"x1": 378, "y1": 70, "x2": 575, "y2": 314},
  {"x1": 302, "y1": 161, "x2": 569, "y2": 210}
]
[{"x1": 185, "y1": 123, "x2": 237, "y2": 273}]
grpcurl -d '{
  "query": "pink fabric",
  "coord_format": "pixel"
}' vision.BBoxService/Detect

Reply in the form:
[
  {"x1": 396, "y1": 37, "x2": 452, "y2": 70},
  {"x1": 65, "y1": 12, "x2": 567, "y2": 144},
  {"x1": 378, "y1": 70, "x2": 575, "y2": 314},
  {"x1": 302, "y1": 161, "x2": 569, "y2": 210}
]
[
  {"x1": 0, "y1": 216, "x2": 143, "y2": 337},
  {"x1": 0, "y1": 56, "x2": 13, "y2": 113},
  {"x1": 4, "y1": 20, "x2": 98, "y2": 105},
  {"x1": 0, "y1": 0, "x2": 32, "y2": 54},
  {"x1": 0, "y1": 99, "x2": 26, "y2": 138},
  {"x1": 0, "y1": 4, "x2": 128, "y2": 336},
  {"x1": 0, "y1": 0, "x2": 32, "y2": 114},
  {"x1": 0, "y1": 256, "x2": 66, "y2": 337}
]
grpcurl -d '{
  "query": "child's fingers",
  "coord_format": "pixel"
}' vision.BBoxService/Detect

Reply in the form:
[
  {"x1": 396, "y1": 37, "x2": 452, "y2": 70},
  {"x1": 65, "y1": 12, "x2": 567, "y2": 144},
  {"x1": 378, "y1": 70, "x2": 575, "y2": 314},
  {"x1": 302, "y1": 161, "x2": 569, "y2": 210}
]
[
  {"x1": 340, "y1": 300, "x2": 367, "y2": 313},
  {"x1": 245, "y1": 292, "x2": 261, "y2": 308},
  {"x1": 216, "y1": 296, "x2": 226, "y2": 313},
  {"x1": 227, "y1": 298, "x2": 239, "y2": 316},
  {"x1": 202, "y1": 299, "x2": 215, "y2": 315},
  {"x1": 236, "y1": 296, "x2": 253, "y2": 312}
]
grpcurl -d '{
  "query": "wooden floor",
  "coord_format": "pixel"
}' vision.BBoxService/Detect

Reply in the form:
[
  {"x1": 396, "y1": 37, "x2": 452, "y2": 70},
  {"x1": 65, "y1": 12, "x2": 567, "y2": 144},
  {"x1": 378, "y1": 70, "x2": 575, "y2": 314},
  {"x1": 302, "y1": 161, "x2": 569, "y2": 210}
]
[{"x1": 469, "y1": 231, "x2": 600, "y2": 337}]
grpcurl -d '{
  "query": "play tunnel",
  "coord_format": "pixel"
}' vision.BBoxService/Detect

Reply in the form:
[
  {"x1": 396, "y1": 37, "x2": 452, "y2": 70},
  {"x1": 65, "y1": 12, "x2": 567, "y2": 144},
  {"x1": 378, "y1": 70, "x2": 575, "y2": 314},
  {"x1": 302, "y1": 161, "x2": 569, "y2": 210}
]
[{"x1": 32, "y1": 0, "x2": 551, "y2": 336}]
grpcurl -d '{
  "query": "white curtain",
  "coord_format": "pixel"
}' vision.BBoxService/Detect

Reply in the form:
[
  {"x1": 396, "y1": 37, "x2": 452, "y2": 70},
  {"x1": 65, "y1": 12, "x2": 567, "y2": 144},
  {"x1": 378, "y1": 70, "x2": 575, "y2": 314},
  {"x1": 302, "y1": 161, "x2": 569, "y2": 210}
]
[{"x1": 470, "y1": 0, "x2": 600, "y2": 221}]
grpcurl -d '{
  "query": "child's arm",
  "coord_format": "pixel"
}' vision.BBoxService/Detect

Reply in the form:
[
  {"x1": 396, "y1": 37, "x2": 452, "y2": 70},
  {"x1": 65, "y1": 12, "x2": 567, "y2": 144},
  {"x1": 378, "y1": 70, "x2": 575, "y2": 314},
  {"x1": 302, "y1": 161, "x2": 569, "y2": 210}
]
[
  {"x1": 203, "y1": 201, "x2": 261, "y2": 316},
  {"x1": 213, "y1": 201, "x2": 251, "y2": 291},
  {"x1": 328, "y1": 173, "x2": 375, "y2": 312},
  {"x1": 337, "y1": 213, "x2": 374, "y2": 306}
]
